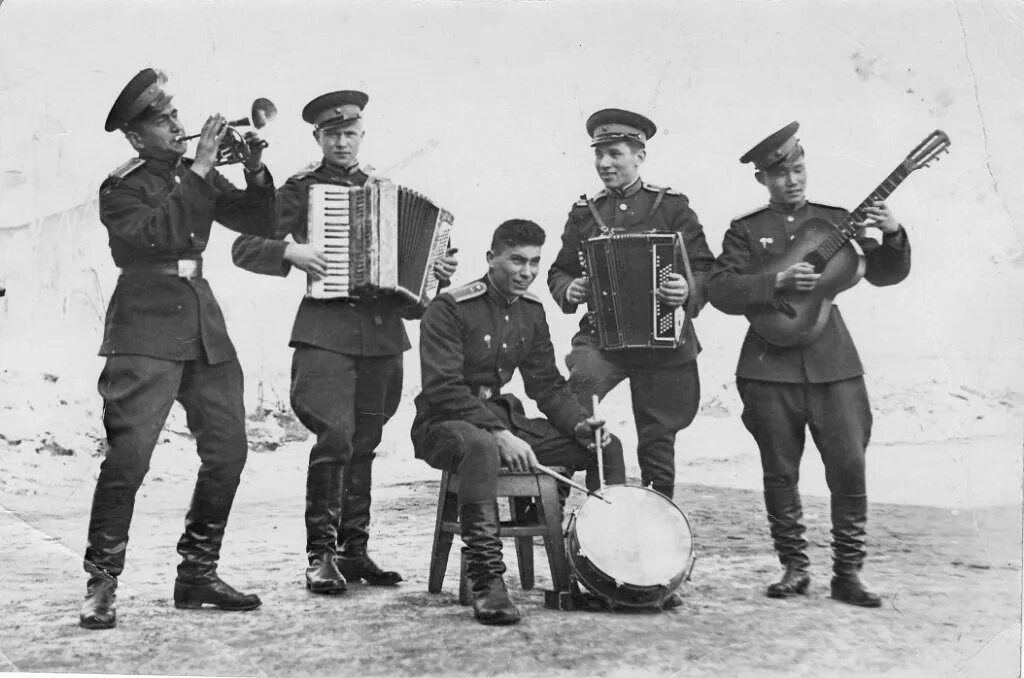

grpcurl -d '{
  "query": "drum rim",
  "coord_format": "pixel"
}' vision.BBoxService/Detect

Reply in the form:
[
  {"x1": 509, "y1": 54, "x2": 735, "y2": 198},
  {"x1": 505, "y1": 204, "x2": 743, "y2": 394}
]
[{"x1": 570, "y1": 484, "x2": 694, "y2": 587}]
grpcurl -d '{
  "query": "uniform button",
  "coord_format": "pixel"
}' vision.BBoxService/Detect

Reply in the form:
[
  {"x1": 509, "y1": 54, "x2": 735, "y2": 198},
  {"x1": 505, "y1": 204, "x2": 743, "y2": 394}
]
[
  {"x1": 501, "y1": 342, "x2": 507, "y2": 350},
  {"x1": 174, "y1": 175, "x2": 181, "y2": 184},
  {"x1": 619, "y1": 203, "x2": 627, "y2": 211},
  {"x1": 504, "y1": 315, "x2": 509, "y2": 322},
  {"x1": 786, "y1": 215, "x2": 794, "y2": 222}
]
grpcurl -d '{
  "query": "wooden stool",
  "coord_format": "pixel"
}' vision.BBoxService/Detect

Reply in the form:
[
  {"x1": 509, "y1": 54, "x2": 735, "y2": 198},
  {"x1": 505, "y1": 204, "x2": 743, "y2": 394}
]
[{"x1": 427, "y1": 468, "x2": 571, "y2": 602}]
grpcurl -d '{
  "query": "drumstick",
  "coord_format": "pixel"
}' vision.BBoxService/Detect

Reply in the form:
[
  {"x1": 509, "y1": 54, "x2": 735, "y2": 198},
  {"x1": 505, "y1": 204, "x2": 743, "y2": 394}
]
[
  {"x1": 535, "y1": 464, "x2": 612, "y2": 505},
  {"x1": 592, "y1": 395, "x2": 605, "y2": 491}
]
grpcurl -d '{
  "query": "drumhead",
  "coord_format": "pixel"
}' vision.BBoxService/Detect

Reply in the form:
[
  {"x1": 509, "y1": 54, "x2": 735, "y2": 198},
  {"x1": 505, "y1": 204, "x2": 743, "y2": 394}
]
[{"x1": 573, "y1": 485, "x2": 693, "y2": 587}]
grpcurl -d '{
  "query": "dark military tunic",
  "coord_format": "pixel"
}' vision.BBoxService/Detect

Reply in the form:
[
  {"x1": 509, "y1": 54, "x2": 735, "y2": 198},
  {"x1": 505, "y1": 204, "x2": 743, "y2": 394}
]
[
  {"x1": 708, "y1": 200, "x2": 911, "y2": 495},
  {"x1": 546, "y1": 178, "x2": 715, "y2": 495},
  {"x1": 708, "y1": 201, "x2": 911, "y2": 383},
  {"x1": 231, "y1": 161, "x2": 413, "y2": 356},
  {"x1": 86, "y1": 155, "x2": 275, "y2": 579},
  {"x1": 547, "y1": 178, "x2": 715, "y2": 368},
  {"x1": 412, "y1": 275, "x2": 625, "y2": 497},
  {"x1": 99, "y1": 157, "x2": 275, "y2": 363},
  {"x1": 230, "y1": 160, "x2": 419, "y2": 555},
  {"x1": 413, "y1": 276, "x2": 588, "y2": 444}
]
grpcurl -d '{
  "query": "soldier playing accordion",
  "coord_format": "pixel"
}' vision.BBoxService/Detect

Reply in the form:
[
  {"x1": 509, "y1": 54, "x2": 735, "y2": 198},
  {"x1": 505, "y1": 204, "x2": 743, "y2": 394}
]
[
  {"x1": 547, "y1": 108, "x2": 715, "y2": 502},
  {"x1": 231, "y1": 90, "x2": 458, "y2": 597}
]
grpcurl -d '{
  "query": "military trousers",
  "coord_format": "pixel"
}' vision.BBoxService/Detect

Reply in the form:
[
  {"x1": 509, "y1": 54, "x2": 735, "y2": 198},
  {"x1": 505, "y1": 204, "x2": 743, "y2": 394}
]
[
  {"x1": 737, "y1": 376, "x2": 872, "y2": 496},
  {"x1": 84, "y1": 354, "x2": 248, "y2": 578},
  {"x1": 416, "y1": 395, "x2": 626, "y2": 505},
  {"x1": 566, "y1": 335, "x2": 699, "y2": 493},
  {"x1": 290, "y1": 345, "x2": 403, "y2": 552}
]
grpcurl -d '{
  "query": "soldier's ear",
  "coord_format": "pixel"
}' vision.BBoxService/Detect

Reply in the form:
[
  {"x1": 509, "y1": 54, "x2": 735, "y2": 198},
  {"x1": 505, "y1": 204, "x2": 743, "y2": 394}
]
[
  {"x1": 485, "y1": 250, "x2": 495, "y2": 267},
  {"x1": 636, "y1": 148, "x2": 646, "y2": 164},
  {"x1": 755, "y1": 170, "x2": 766, "y2": 186},
  {"x1": 124, "y1": 129, "x2": 145, "y2": 152}
]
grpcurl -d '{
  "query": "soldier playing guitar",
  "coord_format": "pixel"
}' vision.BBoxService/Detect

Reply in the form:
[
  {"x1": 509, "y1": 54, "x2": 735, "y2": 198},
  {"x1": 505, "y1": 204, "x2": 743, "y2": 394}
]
[{"x1": 708, "y1": 121, "x2": 917, "y2": 608}]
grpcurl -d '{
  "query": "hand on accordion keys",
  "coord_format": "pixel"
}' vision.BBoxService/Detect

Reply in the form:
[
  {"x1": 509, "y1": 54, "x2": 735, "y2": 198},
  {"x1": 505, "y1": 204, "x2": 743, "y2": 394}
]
[
  {"x1": 656, "y1": 273, "x2": 689, "y2": 308},
  {"x1": 565, "y1": 276, "x2": 591, "y2": 305},
  {"x1": 284, "y1": 243, "x2": 329, "y2": 280}
]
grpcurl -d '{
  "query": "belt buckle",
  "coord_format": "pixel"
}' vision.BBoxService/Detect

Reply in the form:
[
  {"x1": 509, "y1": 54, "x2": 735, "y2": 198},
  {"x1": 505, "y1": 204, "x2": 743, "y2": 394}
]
[{"x1": 177, "y1": 260, "x2": 198, "y2": 278}]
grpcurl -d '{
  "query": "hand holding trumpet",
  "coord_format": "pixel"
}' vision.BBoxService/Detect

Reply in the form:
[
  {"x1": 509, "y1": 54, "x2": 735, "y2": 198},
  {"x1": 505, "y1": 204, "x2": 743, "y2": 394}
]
[{"x1": 189, "y1": 114, "x2": 230, "y2": 178}]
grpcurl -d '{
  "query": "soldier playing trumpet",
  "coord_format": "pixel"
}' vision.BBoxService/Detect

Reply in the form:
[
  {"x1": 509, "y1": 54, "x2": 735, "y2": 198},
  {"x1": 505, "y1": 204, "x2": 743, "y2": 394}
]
[{"x1": 79, "y1": 68, "x2": 275, "y2": 629}]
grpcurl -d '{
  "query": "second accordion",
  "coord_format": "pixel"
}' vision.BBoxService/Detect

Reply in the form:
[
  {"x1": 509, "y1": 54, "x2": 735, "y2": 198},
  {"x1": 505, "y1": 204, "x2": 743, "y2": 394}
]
[
  {"x1": 581, "y1": 232, "x2": 688, "y2": 350},
  {"x1": 305, "y1": 180, "x2": 454, "y2": 306}
]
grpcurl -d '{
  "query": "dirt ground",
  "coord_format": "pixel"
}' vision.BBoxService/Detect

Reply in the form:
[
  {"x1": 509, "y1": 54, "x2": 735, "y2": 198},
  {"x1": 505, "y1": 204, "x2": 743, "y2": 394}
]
[{"x1": 0, "y1": 420, "x2": 1020, "y2": 678}]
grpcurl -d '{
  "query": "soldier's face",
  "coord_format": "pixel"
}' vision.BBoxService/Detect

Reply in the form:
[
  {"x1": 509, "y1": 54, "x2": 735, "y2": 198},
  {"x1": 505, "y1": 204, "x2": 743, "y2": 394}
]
[
  {"x1": 594, "y1": 141, "x2": 644, "y2": 190},
  {"x1": 757, "y1": 160, "x2": 807, "y2": 205},
  {"x1": 126, "y1": 101, "x2": 186, "y2": 160},
  {"x1": 486, "y1": 244, "x2": 542, "y2": 298},
  {"x1": 317, "y1": 120, "x2": 364, "y2": 170}
]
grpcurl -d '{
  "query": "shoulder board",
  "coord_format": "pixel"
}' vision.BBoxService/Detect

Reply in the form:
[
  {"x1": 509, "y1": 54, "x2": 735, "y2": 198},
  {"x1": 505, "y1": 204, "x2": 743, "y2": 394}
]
[
  {"x1": 808, "y1": 200, "x2": 846, "y2": 212},
  {"x1": 732, "y1": 204, "x2": 769, "y2": 221},
  {"x1": 521, "y1": 290, "x2": 543, "y2": 304},
  {"x1": 642, "y1": 182, "x2": 684, "y2": 196},
  {"x1": 446, "y1": 281, "x2": 487, "y2": 303},
  {"x1": 290, "y1": 160, "x2": 322, "y2": 181},
  {"x1": 572, "y1": 188, "x2": 611, "y2": 209},
  {"x1": 107, "y1": 157, "x2": 146, "y2": 182}
]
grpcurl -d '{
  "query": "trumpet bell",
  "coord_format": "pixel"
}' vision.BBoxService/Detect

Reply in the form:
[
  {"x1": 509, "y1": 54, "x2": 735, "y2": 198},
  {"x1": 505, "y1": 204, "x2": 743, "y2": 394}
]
[{"x1": 251, "y1": 98, "x2": 277, "y2": 129}]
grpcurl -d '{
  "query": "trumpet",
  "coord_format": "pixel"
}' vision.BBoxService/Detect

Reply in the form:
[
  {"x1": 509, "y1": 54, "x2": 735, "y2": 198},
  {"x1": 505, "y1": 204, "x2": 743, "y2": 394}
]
[{"x1": 177, "y1": 97, "x2": 278, "y2": 166}]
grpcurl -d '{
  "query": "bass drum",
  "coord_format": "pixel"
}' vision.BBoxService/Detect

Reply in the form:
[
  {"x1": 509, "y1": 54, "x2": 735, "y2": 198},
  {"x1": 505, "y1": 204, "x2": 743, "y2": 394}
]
[{"x1": 566, "y1": 485, "x2": 694, "y2": 609}]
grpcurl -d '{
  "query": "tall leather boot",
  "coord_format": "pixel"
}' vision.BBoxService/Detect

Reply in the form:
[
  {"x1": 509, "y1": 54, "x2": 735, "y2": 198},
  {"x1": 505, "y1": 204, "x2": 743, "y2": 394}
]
[
  {"x1": 336, "y1": 456, "x2": 402, "y2": 586},
  {"x1": 305, "y1": 461, "x2": 347, "y2": 594},
  {"x1": 830, "y1": 493, "x2": 881, "y2": 608},
  {"x1": 80, "y1": 482, "x2": 136, "y2": 628},
  {"x1": 79, "y1": 567, "x2": 118, "y2": 630},
  {"x1": 764, "y1": 487, "x2": 811, "y2": 598},
  {"x1": 174, "y1": 483, "x2": 261, "y2": 611},
  {"x1": 460, "y1": 501, "x2": 520, "y2": 626}
]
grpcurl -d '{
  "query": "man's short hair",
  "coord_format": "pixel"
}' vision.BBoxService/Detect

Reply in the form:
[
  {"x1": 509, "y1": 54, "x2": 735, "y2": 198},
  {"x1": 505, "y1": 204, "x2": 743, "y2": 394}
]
[{"x1": 490, "y1": 219, "x2": 546, "y2": 253}]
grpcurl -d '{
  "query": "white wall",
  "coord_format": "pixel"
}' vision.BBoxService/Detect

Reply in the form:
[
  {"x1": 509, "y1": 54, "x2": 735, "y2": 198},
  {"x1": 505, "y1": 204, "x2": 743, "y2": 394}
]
[{"x1": 1, "y1": 0, "x2": 1020, "y2": 421}]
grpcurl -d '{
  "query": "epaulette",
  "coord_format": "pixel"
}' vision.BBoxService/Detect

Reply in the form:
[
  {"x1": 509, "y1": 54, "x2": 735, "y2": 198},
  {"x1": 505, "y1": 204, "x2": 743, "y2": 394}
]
[
  {"x1": 642, "y1": 182, "x2": 683, "y2": 196},
  {"x1": 521, "y1": 290, "x2": 543, "y2": 304},
  {"x1": 732, "y1": 205, "x2": 769, "y2": 221},
  {"x1": 572, "y1": 188, "x2": 609, "y2": 209},
  {"x1": 808, "y1": 200, "x2": 846, "y2": 213},
  {"x1": 446, "y1": 281, "x2": 487, "y2": 303},
  {"x1": 290, "y1": 159, "x2": 322, "y2": 181},
  {"x1": 107, "y1": 157, "x2": 146, "y2": 182}
]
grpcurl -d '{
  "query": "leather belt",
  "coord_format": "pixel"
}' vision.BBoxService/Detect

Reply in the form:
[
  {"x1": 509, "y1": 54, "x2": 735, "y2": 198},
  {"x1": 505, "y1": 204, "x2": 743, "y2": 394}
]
[{"x1": 119, "y1": 259, "x2": 203, "y2": 278}]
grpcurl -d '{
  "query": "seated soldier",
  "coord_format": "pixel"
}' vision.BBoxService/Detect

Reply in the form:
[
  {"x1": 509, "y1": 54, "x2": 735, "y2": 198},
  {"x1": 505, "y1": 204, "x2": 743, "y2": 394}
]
[{"x1": 411, "y1": 219, "x2": 625, "y2": 626}]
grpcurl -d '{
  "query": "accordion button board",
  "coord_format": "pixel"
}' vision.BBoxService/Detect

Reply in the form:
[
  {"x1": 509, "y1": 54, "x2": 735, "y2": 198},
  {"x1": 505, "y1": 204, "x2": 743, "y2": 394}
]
[{"x1": 305, "y1": 181, "x2": 454, "y2": 307}]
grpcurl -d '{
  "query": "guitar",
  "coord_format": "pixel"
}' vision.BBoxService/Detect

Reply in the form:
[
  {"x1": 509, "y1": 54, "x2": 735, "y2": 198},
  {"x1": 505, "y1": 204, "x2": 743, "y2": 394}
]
[{"x1": 748, "y1": 130, "x2": 951, "y2": 347}]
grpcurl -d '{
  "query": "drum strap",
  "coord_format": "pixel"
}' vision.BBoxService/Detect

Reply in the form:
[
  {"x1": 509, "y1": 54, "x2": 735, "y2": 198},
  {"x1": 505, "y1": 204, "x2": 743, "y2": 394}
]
[{"x1": 586, "y1": 197, "x2": 611, "y2": 235}]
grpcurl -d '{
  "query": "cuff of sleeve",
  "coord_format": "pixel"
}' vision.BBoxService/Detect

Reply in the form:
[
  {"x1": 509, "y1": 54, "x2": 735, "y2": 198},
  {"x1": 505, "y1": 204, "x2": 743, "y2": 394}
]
[
  {"x1": 883, "y1": 226, "x2": 907, "y2": 247},
  {"x1": 245, "y1": 166, "x2": 274, "y2": 191},
  {"x1": 267, "y1": 240, "x2": 291, "y2": 276}
]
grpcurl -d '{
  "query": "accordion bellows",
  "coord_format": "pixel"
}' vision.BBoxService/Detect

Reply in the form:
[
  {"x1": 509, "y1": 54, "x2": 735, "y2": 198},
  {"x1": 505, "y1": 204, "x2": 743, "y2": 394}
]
[
  {"x1": 306, "y1": 181, "x2": 454, "y2": 306},
  {"x1": 581, "y1": 232, "x2": 687, "y2": 350}
]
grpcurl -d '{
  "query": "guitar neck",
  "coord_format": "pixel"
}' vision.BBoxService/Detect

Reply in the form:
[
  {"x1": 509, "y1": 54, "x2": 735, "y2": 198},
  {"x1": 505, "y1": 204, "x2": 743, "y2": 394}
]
[{"x1": 812, "y1": 164, "x2": 911, "y2": 263}]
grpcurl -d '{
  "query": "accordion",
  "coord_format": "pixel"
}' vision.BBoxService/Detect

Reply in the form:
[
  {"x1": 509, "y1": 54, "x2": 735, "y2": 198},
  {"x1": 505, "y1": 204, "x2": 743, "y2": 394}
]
[
  {"x1": 305, "y1": 180, "x2": 454, "y2": 306},
  {"x1": 581, "y1": 232, "x2": 688, "y2": 350}
]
